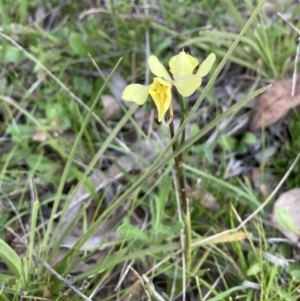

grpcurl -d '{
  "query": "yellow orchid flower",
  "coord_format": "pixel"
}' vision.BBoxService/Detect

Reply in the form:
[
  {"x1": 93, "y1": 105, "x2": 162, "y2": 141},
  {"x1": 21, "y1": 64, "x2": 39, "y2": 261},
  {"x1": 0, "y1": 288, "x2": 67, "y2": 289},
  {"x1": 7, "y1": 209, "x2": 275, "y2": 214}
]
[{"x1": 122, "y1": 50, "x2": 216, "y2": 122}]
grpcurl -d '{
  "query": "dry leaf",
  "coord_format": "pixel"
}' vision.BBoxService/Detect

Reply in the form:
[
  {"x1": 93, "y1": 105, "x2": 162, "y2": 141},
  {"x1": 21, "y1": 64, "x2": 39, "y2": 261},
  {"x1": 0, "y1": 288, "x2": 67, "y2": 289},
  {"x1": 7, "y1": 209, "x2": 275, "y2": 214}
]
[
  {"x1": 250, "y1": 75, "x2": 300, "y2": 131},
  {"x1": 272, "y1": 188, "x2": 300, "y2": 243}
]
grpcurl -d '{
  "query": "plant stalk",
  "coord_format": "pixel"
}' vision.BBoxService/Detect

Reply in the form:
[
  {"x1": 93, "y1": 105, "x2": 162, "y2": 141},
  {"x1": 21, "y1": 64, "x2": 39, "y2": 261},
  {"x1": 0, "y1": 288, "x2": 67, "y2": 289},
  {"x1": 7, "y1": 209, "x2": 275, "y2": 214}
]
[{"x1": 169, "y1": 112, "x2": 191, "y2": 276}]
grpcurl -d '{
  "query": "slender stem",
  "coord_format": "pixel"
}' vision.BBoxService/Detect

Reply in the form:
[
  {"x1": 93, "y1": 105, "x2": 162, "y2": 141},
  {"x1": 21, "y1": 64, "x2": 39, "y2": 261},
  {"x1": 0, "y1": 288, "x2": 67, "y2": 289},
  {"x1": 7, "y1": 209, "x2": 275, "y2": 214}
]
[{"x1": 169, "y1": 110, "x2": 191, "y2": 276}]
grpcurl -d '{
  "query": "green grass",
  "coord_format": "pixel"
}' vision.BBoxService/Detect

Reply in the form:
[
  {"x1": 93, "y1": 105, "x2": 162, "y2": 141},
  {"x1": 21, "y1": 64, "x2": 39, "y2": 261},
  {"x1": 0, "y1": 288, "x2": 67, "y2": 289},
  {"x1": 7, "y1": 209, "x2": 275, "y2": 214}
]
[
  {"x1": 0, "y1": 0, "x2": 300, "y2": 300},
  {"x1": 271, "y1": 110, "x2": 300, "y2": 189}
]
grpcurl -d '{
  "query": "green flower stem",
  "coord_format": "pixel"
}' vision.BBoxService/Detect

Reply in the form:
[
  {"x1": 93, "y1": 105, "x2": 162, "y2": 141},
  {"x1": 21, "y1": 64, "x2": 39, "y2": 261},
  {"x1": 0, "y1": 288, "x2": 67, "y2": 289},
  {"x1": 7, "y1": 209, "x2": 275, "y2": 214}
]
[{"x1": 169, "y1": 111, "x2": 191, "y2": 276}]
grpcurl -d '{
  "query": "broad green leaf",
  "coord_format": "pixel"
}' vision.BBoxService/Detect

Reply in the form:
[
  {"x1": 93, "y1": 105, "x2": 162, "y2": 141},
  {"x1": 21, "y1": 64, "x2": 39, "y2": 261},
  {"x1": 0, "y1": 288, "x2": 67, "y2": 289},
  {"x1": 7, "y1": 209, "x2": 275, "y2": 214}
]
[
  {"x1": 73, "y1": 76, "x2": 93, "y2": 97},
  {"x1": 69, "y1": 32, "x2": 94, "y2": 57},
  {"x1": 237, "y1": 143, "x2": 247, "y2": 155},
  {"x1": 286, "y1": 263, "x2": 300, "y2": 280},
  {"x1": 219, "y1": 135, "x2": 237, "y2": 151},
  {"x1": 247, "y1": 262, "x2": 261, "y2": 276},
  {"x1": 0, "y1": 273, "x2": 12, "y2": 280},
  {"x1": 6, "y1": 124, "x2": 34, "y2": 143},
  {"x1": 203, "y1": 146, "x2": 214, "y2": 163},
  {"x1": 0, "y1": 239, "x2": 21, "y2": 277},
  {"x1": 242, "y1": 132, "x2": 257, "y2": 145},
  {"x1": 26, "y1": 154, "x2": 60, "y2": 173},
  {"x1": 0, "y1": 45, "x2": 23, "y2": 63}
]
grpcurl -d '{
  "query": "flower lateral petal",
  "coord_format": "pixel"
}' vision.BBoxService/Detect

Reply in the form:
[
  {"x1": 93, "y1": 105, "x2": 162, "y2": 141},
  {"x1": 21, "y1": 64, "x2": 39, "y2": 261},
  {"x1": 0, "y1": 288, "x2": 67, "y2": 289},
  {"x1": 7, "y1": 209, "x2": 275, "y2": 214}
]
[
  {"x1": 196, "y1": 53, "x2": 216, "y2": 77},
  {"x1": 122, "y1": 84, "x2": 150, "y2": 105},
  {"x1": 149, "y1": 77, "x2": 172, "y2": 122},
  {"x1": 169, "y1": 50, "x2": 198, "y2": 80},
  {"x1": 173, "y1": 75, "x2": 202, "y2": 97},
  {"x1": 148, "y1": 56, "x2": 171, "y2": 80}
]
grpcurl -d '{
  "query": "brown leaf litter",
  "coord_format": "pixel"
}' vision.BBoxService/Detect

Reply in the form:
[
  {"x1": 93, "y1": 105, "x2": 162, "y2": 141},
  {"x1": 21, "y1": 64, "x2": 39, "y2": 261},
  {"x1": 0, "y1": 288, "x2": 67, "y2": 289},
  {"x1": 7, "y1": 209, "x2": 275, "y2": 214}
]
[{"x1": 250, "y1": 74, "x2": 300, "y2": 131}]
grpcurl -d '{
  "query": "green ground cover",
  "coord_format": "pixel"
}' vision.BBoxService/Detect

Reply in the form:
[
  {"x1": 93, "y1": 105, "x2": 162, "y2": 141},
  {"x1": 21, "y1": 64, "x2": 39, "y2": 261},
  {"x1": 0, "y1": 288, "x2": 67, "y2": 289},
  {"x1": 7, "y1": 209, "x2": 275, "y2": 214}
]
[{"x1": 0, "y1": 0, "x2": 300, "y2": 300}]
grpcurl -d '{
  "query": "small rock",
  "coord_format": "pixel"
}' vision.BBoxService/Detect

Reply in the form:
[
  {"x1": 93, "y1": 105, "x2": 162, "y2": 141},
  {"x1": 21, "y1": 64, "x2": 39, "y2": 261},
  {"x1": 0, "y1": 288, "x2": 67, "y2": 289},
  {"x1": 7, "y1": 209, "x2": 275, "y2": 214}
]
[{"x1": 272, "y1": 188, "x2": 300, "y2": 243}]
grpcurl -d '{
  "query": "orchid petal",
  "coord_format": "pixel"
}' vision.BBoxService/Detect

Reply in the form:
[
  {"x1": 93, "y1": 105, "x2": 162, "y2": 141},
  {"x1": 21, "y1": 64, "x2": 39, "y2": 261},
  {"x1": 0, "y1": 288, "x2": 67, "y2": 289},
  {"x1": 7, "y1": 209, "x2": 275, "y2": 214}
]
[
  {"x1": 149, "y1": 78, "x2": 172, "y2": 122},
  {"x1": 122, "y1": 84, "x2": 150, "y2": 105},
  {"x1": 148, "y1": 56, "x2": 172, "y2": 80},
  {"x1": 173, "y1": 75, "x2": 202, "y2": 97},
  {"x1": 169, "y1": 51, "x2": 198, "y2": 80},
  {"x1": 196, "y1": 53, "x2": 216, "y2": 77}
]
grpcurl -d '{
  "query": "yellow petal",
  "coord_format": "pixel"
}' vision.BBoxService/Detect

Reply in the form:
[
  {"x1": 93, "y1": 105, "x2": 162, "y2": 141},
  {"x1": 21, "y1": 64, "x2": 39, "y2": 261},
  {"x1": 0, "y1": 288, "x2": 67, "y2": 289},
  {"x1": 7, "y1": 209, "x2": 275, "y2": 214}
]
[
  {"x1": 148, "y1": 56, "x2": 171, "y2": 80},
  {"x1": 196, "y1": 53, "x2": 216, "y2": 77},
  {"x1": 169, "y1": 50, "x2": 198, "y2": 80},
  {"x1": 122, "y1": 84, "x2": 150, "y2": 105},
  {"x1": 149, "y1": 78, "x2": 172, "y2": 122},
  {"x1": 173, "y1": 75, "x2": 202, "y2": 97}
]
